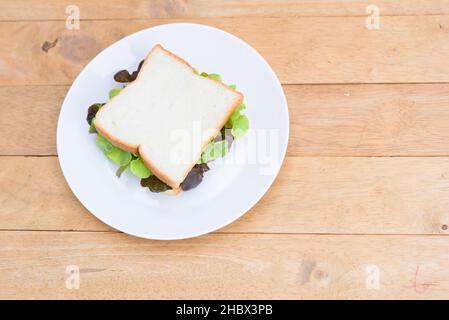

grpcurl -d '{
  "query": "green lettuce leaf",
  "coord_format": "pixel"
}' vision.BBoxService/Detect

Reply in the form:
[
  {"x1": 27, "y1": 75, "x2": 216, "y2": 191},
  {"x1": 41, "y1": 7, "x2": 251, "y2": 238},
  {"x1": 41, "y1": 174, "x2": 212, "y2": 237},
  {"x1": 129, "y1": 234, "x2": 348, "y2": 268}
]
[
  {"x1": 201, "y1": 140, "x2": 229, "y2": 163},
  {"x1": 231, "y1": 114, "x2": 249, "y2": 139},
  {"x1": 130, "y1": 157, "x2": 152, "y2": 178},
  {"x1": 109, "y1": 88, "x2": 122, "y2": 99},
  {"x1": 89, "y1": 118, "x2": 97, "y2": 134},
  {"x1": 116, "y1": 164, "x2": 129, "y2": 177},
  {"x1": 95, "y1": 134, "x2": 113, "y2": 153},
  {"x1": 208, "y1": 73, "x2": 222, "y2": 82},
  {"x1": 106, "y1": 147, "x2": 132, "y2": 166},
  {"x1": 224, "y1": 103, "x2": 249, "y2": 139},
  {"x1": 96, "y1": 134, "x2": 132, "y2": 166},
  {"x1": 226, "y1": 104, "x2": 245, "y2": 128},
  {"x1": 236, "y1": 103, "x2": 246, "y2": 112},
  {"x1": 199, "y1": 72, "x2": 222, "y2": 82}
]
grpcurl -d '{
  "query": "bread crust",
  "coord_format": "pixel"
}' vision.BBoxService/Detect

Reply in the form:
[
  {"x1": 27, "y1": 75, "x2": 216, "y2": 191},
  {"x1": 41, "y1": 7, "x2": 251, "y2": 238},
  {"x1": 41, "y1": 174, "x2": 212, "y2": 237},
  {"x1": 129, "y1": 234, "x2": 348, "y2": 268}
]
[
  {"x1": 165, "y1": 188, "x2": 182, "y2": 196},
  {"x1": 95, "y1": 44, "x2": 243, "y2": 191}
]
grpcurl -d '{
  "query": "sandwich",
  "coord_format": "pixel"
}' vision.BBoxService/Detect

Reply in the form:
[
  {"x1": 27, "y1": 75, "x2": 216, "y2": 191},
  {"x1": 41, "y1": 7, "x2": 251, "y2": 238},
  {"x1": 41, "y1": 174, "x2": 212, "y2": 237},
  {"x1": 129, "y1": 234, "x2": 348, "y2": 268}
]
[{"x1": 86, "y1": 44, "x2": 249, "y2": 195}]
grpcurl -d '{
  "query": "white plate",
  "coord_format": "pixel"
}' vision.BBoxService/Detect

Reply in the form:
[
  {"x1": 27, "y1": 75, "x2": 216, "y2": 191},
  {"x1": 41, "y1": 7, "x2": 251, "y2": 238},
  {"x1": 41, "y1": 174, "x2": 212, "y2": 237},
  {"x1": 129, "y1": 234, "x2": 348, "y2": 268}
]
[{"x1": 57, "y1": 23, "x2": 289, "y2": 240}]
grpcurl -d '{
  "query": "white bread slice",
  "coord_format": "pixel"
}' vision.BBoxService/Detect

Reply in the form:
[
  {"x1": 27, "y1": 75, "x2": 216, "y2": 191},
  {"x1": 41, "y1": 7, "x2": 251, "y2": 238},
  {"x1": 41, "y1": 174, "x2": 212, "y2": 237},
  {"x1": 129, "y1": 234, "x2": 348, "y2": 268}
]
[{"x1": 95, "y1": 44, "x2": 243, "y2": 189}]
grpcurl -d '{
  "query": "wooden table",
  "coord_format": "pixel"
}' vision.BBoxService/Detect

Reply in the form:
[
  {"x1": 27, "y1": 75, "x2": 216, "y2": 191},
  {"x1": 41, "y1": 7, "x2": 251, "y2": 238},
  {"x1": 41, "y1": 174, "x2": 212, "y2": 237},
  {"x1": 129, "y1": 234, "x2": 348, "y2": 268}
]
[{"x1": 2, "y1": 0, "x2": 449, "y2": 299}]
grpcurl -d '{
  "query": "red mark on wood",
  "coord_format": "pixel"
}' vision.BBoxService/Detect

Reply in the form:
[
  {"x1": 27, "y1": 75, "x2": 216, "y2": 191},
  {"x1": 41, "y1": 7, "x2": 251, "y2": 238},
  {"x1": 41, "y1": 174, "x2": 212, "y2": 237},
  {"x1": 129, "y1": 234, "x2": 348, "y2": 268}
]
[{"x1": 404, "y1": 265, "x2": 437, "y2": 294}]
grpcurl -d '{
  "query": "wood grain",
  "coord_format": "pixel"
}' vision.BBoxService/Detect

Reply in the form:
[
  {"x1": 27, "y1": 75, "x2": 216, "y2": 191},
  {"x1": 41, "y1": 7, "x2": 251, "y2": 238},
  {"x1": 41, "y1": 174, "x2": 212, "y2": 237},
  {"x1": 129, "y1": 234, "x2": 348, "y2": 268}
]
[
  {"x1": 2, "y1": 156, "x2": 449, "y2": 235},
  {"x1": 2, "y1": 0, "x2": 449, "y2": 20},
  {"x1": 2, "y1": 1, "x2": 449, "y2": 300},
  {"x1": 4, "y1": 84, "x2": 449, "y2": 156},
  {"x1": 2, "y1": 16, "x2": 449, "y2": 85},
  {"x1": 0, "y1": 86, "x2": 66, "y2": 156},
  {"x1": 0, "y1": 156, "x2": 109, "y2": 232},
  {"x1": 1, "y1": 231, "x2": 448, "y2": 299},
  {"x1": 290, "y1": 84, "x2": 449, "y2": 156}
]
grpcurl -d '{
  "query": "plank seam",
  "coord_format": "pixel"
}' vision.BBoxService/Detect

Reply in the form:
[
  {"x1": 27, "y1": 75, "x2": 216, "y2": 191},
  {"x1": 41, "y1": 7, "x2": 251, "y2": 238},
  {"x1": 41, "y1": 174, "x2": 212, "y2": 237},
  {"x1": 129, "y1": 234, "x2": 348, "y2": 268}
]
[
  {"x1": 0, "y1": 229, "x2": 447, "y2": 236},
  {"x1": 2, "y1": 14, "x2": 449, "y2": 22}
]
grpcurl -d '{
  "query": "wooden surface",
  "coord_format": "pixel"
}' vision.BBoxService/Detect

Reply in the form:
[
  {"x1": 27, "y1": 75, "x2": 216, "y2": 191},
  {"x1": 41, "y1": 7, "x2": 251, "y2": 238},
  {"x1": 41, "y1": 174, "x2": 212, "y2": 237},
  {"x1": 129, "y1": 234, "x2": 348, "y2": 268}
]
[
  {"x1": 1, "y1": 0, "x2": 449, "y2": 299},
  {"x1": 5, "y1": 16, "x2": 449, "y2": 85}
]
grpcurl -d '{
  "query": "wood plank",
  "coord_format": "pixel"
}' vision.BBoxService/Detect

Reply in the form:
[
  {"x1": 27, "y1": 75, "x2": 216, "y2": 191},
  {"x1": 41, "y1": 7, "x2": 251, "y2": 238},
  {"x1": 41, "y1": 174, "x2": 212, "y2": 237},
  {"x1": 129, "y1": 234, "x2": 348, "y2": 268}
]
[
  {"x1": 0, "y1": 156, "x2": 110, "y2": 231},
  {"x1": 5, "y1": 84, "x2": 449, "y2": 156},
  {"x1": 290, "y1": 84, "x2": 449, "y2": 156},
  {"x1": 2, "y1": 16, "x2": 449, "y2": 85},
  {"x1": 1, "y1": 231, "x2": 448, "y2": 299},
  {"x1": 0, "y1": 86, "x2": 67, "y2": 156},
  {"x1": 2, "y1": 156, "x2": 449, "y2": 235},
  {"x1": 2, "y1": 1, "x2": 449, "y2": 20}
]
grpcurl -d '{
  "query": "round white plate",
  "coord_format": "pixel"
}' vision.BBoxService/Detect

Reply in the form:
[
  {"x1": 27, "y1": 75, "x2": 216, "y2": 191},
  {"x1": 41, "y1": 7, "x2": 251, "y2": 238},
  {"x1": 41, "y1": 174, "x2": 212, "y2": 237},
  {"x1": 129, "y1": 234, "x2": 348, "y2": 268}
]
[{"x1": 57, "y1": 23, "x2": 289, "y2": 240}]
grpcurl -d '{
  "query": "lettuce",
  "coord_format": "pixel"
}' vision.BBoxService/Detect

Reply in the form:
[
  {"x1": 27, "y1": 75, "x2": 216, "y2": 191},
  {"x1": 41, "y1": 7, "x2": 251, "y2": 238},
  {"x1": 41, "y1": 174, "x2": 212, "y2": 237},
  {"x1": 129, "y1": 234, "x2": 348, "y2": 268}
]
[
  {"x1": 109, "y1": 88, "x2": 122, "y2": 99},
  {"x1": 89, "y1": 118, "x2": 97, "y2": 134},
  {"x1": 96, "y1": 134, "x2": 132, "y2": 166},
  {"x1": 106, "y1": 147, "x2": 132, "y2": 167},
  {"x1": 200, "y1": 140, "x2": 229, "y2": 163},
  {"x1": 95, "y1": 134, "x2": 113, "y2": 153},
  {"x1": 130, "y1": 157, "x2": 152, "y2": 178},
  {"x1": 115, "y1": 164, "x2": 129, "y2": 178},
  {"x1": 96, "y1": 135, "x2": 152, "y2": 178},
  {"x1": 199, "y1": 72, "x2": 222, "y2": 82},
  {"x1": 141, "y1": 175, "x2": 172, "y2": 193},
  {"x1": 225, "y1": 103, "x2": 249, "y2": 139},
  {"x1": 86, "y1": 103, "x2": 103, "y2": 125},
  {"x1": 231, "y1": 114, "x2": 249, "y2": 139},
  {"x1": 208, "y1": 73, "x2": 222, "y2": 82}
]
